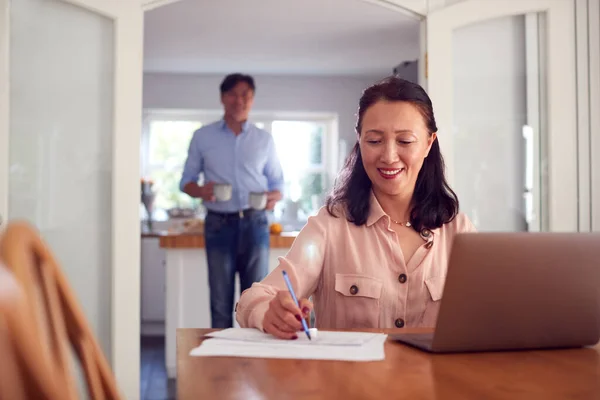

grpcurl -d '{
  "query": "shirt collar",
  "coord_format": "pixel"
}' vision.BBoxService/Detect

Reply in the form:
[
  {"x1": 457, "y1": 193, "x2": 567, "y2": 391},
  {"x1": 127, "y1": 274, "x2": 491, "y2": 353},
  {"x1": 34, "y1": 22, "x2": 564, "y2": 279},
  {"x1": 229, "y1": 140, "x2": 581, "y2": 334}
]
[
  {"x1": 366, "y1": 191, "x2": 386, "y2": 227},
  {"x1": 366, "y1": 191, "x2": 440, "y2": 240},
  {"x1": 220, "y1": 119, "x2": 250, "y2": 134}
]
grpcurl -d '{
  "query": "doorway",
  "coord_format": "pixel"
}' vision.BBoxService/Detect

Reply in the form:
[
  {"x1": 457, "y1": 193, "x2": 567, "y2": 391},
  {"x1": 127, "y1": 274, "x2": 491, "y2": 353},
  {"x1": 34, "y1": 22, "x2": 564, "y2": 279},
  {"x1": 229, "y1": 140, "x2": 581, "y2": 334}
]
[
  {"x1": 139, "y1": 0, "x2": 420, "y2": 398},
  {"x1": 0, "y1": 1, "x2": 584, "y2": 399}
]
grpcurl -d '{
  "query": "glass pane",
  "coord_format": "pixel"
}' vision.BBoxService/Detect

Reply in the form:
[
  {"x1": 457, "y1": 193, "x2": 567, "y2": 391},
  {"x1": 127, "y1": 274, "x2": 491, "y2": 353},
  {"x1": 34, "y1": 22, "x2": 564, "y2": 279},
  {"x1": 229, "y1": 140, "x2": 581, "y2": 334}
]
[
  {"x1": 278, "y1": 172, "x2": 325, "y2": 229},
  {"x1": 9, "y1": 0, "x2": 114, "y2": 378},
  {"x1": 271, "y1": 121, "x2": 323, "y2": 171},
  {"x1": 452, "y1": 14, "x2": 544, "y2": 232},
  {"x1": 147, "y1": 120, "x2": 201, "y2": 213},
  {"x1": 271, "y1": 121, "x2": 326, "y2": 230},
  {"x1": 148, "y1": 120, "x2": 200, "y2": 165},
  {"x1": 297, "y1": 172, "x2": 324, "y2": 213}
]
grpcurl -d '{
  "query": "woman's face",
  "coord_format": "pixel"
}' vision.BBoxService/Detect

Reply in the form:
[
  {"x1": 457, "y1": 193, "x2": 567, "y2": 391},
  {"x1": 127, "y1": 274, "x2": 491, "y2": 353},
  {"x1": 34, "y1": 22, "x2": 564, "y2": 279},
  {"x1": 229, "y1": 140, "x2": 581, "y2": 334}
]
[{"x1": 359, "y1": 100, "x2": 436, "y2": 199}]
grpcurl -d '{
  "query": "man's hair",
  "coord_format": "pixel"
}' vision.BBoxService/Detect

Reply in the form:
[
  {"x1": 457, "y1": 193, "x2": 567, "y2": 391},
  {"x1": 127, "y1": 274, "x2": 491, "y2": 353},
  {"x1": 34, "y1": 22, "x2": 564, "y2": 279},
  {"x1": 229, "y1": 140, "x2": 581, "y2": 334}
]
[{"x1": 219, "y1": 73, "x2": 256, "y2": 94}]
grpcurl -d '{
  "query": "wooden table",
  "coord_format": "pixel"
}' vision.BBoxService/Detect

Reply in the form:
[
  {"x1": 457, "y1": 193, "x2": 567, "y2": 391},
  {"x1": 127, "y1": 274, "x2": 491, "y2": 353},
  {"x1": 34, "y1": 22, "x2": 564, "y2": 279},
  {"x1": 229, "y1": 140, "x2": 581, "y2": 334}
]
[{"x1": 177, "y1": 328, "x2": 600, "y2": 399}]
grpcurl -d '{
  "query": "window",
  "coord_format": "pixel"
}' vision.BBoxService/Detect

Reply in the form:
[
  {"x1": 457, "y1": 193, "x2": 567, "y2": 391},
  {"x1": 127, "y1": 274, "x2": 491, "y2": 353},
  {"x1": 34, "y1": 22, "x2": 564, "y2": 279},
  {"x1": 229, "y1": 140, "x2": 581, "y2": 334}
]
[
  {"x1": 144, "y1": 120, "x2": 202, "y2": 215},
  {"x1": 141, "y1": 110, "x2": 338, "y2": 228},
  {"x1": 269, "y1": 121, "x2": 327, "y2": 229}
]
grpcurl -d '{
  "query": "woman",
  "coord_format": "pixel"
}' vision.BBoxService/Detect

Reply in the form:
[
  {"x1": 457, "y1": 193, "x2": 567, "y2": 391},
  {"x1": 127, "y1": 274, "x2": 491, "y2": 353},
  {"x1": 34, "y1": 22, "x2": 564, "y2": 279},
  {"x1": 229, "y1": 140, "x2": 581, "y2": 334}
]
[{"x1": 236, "y1": 77, "x2": 475, "y2": 339}]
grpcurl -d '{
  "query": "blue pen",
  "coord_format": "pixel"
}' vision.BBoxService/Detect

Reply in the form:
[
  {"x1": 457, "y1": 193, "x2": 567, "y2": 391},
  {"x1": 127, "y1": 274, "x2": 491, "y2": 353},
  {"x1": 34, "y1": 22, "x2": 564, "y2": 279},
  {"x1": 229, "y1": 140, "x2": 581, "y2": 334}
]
[{"x1": 282, "y1": 270, "x2": 311, "y2": 340}]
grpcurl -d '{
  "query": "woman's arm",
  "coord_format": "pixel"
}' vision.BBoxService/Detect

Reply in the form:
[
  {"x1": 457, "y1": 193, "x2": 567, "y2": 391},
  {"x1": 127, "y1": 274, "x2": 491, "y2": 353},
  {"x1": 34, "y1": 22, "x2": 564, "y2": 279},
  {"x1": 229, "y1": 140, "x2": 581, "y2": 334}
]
[{"x1": 235, "y1": 208, "x2": 329, "y2": 331}]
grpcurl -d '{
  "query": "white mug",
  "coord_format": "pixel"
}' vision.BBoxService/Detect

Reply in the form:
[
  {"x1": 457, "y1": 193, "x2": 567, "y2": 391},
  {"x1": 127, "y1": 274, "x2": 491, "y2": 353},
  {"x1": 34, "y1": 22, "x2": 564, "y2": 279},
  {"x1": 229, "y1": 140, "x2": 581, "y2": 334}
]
[
  {"x1": 213, "y1": 183, "x2": 232, "y2": 202},
  {"x1": 249, "y1": 192, "x2": 267, "y2": 210}
]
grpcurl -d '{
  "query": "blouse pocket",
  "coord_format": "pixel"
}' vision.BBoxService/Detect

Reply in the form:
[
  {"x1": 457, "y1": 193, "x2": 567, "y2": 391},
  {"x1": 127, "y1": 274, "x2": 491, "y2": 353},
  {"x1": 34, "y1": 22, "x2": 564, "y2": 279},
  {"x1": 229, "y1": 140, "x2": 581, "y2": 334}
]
[
  {"x1": 334, "y1": 274, "x2": 383, "y2": 328},
  {"x1": 425, "y1": 276, "x2": 444, "y2": 302},
  {"x1": 420, "y1": 275, "x2": 446, "y2": 327}
]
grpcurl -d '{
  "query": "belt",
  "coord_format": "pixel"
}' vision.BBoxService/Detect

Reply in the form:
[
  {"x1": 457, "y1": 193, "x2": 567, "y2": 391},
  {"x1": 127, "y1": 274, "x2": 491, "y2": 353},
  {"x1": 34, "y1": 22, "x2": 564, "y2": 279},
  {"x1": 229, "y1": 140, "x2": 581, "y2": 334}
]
[{"x1": 207, "y1": 208, "x2": 261, "y2": 219}]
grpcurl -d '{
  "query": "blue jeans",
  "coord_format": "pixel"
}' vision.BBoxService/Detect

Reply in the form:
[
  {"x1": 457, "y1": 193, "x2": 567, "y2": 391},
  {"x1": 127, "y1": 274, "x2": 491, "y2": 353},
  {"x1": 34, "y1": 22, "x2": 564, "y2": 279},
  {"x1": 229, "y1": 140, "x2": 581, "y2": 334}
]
[{"x1": 204, "y1": 209, "x2": 270, "y2": 328}]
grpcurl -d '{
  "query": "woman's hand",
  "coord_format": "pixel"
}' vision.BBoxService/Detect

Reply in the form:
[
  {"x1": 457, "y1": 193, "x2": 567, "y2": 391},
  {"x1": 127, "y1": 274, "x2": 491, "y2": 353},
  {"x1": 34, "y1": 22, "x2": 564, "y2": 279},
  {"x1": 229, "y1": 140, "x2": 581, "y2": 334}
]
[{"x1": 263, "y1": 290, "x2": 313, "y2": 339}]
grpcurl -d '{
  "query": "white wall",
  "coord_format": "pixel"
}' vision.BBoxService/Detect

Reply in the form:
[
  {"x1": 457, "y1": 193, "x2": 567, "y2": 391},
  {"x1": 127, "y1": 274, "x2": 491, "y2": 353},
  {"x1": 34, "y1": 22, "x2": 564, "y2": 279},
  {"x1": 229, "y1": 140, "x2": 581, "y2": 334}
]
[
  {"x1": 143, "y1": 73, "x2": 381, "y2": 149},
  {"x1": 452, "y1": 15, "x2": 528, "y2": 231},
  {"x1": 393, "y1": 60, "x2": 419, "y2": 83}
]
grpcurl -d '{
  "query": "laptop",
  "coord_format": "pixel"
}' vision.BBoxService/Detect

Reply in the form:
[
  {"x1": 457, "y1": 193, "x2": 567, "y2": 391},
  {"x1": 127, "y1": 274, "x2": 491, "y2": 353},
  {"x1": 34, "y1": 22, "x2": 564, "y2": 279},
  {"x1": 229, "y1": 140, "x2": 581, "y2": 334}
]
[{"x1": 390, "y1": 232, "x2": 600, "y2": 353}]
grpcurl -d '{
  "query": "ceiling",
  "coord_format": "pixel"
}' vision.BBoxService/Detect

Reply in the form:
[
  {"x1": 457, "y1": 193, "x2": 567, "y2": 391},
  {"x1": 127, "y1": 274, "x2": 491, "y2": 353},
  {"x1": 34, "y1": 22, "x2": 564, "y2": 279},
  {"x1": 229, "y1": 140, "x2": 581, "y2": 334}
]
[{"x1": 143, "y1": 0, "x2": 420, "y2": 77}]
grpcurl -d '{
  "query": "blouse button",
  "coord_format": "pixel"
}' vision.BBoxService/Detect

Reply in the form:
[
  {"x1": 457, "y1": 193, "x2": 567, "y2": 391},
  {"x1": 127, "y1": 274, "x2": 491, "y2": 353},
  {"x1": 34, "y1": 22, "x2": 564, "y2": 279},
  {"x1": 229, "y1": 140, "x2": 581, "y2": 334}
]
[
  {"x1": 349, "y1": 285, "x2": 359, "y2": 295},
  {"x1": 398, "y1": 274, "x2": 407, "y2": 284},
  {"x1": 421, "y1": 229, "x2": 432, "y2": 240},
  {"x1": 395, "y1": 318, "x2": 405, "y2": 328}
]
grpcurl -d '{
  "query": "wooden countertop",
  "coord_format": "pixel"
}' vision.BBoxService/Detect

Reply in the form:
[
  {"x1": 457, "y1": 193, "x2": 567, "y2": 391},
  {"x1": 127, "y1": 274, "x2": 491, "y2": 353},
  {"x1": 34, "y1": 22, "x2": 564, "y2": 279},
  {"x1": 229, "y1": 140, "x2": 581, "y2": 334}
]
[
  {"x1": 142, "y1": 231, "x2": 298, "y2": 249},
  {"x1": 177, "y1": 328, "x2": 600, "y2": 400}
]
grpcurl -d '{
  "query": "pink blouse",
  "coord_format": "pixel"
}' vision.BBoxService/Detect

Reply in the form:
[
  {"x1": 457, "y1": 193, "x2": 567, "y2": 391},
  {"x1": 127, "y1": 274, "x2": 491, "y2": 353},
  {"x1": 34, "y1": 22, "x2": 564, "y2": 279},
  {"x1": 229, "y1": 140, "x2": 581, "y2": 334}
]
[{"x1": 236, "y1": 192, "x2": 476, "y2": 331}]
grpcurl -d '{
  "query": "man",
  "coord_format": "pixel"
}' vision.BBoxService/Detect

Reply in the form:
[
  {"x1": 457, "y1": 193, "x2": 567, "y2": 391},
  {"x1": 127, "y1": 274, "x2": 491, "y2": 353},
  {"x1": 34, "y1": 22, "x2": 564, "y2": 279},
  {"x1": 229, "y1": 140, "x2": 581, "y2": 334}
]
[{"x1": 180, "y1": 73, "x2": 284, "y2": 328}]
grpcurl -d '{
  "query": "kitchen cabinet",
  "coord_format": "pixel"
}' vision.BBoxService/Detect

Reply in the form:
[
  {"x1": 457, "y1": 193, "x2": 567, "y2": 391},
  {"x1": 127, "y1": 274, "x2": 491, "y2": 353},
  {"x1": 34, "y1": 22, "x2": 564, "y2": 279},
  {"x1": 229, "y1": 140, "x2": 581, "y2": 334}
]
[
  {"x1": 159, "y1": 232, "x2": 297, "y2": 378},
  {"x1": 141, "y1": 237, "x2": 166, "y2": 332}
]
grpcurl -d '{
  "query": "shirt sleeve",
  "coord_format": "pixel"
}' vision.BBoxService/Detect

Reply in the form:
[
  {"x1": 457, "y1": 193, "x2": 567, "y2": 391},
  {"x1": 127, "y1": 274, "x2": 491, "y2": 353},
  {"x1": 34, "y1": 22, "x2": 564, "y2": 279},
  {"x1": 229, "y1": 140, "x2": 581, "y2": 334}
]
[
  {"x1": 235, "y1": 207, "x2": 329, "y2": 331},
  {"x1": 179, "y1": 130, "x2": 204, "y2": 192},
  {"x1": 263, "y1": 134, "x2": 284, "y2": 192}
]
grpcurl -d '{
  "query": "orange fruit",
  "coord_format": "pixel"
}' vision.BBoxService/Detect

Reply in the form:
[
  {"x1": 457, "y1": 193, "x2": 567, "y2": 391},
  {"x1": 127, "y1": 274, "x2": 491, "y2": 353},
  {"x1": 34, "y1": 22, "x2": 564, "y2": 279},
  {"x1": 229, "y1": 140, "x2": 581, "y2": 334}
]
[{"x1": 270, "y1": 223, "x2": 283, "y2": 235}]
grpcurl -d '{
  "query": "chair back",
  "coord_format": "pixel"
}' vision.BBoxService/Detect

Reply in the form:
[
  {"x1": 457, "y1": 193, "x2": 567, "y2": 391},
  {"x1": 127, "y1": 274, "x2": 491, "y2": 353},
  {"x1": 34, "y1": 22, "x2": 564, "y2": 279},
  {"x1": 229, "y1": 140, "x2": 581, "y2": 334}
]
[{"x1": 0, "y1": 221, "x2": 121, "y2": 400}]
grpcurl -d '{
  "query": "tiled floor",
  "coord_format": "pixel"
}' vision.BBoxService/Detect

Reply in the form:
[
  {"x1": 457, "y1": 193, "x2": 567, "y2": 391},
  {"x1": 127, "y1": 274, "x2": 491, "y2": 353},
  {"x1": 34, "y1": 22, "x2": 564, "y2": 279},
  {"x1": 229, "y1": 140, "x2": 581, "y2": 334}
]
[{"x1": 141, "y1": 336, "x2": 176, "y2": 400}]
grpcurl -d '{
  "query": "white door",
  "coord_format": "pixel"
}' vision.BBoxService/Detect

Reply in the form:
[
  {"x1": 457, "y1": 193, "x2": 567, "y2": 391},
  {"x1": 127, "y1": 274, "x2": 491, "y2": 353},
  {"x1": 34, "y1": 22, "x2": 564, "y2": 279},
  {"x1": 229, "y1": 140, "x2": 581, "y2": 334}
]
[
  {"x1": 426, "y1": 0, "x2": 578, "y2": 232},
  {"x1": 0, "y1": 0, "x2": 142, "y2": 398}
]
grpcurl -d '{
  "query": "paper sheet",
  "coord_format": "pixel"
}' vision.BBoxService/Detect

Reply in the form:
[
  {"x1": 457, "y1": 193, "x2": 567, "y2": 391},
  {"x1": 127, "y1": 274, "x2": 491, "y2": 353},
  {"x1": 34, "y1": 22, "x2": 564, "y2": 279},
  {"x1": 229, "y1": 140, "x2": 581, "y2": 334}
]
[
  {"x1": 206, "y1": 328, "x2": 381, "y2": 346},
  {"x1": 190, "y1": 328, "x2": 387, "y2": 361}
]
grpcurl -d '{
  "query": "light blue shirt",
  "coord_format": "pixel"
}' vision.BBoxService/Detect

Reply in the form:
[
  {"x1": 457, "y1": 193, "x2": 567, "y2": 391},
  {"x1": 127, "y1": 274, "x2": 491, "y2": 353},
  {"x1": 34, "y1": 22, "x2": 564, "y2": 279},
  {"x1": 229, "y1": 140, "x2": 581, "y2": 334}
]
[{"x1": 179, "y1": 120, "x2": 284, "y2": 213}]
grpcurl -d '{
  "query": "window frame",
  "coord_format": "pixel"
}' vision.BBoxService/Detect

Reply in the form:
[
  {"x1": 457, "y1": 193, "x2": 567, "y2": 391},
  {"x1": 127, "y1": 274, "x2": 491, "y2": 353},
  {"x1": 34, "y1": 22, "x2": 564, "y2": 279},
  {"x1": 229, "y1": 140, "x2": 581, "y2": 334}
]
[{"x1": 141, "y1": 108, "x2": 339, "y2": 217}]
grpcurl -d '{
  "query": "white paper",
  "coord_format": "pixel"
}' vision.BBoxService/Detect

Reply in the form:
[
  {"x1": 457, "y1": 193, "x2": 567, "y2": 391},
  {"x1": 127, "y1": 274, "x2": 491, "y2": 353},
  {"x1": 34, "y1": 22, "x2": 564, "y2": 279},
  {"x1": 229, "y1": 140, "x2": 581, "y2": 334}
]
[
  {"x1": 206, "y1": 328, "x2": 381, "y2": 346},
  {"x1": 190, "y1": 328, "x2": 387, "y2": 362}
]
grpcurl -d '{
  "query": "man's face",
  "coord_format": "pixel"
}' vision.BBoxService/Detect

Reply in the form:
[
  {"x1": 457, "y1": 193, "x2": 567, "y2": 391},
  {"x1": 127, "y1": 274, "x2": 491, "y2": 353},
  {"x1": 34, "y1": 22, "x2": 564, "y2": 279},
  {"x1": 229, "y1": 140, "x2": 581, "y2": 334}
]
[{"x1": 221, "y1": 81, "x2": 254, "y2": 122}]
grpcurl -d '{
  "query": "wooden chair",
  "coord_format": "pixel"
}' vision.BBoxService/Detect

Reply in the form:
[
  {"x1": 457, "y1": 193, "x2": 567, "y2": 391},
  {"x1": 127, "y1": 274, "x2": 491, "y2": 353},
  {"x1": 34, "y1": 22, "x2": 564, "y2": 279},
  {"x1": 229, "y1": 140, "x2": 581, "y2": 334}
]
[
  {"x1": 0, "y1": 262, "x2": 30, "y2": 400},
  {"x1": 0, "y1": 221, "x2": 121, "y2": 400}
]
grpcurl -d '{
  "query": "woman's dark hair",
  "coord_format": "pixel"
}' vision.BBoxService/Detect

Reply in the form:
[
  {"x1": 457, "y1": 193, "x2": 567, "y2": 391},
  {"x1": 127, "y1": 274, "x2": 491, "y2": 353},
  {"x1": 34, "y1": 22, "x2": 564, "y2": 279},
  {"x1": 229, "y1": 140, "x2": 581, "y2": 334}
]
[
  {"x1": 220, "y1": 73, "x2": 255, "y2": 94},
  {"x1": 326, "y1": 76, "x2": 459, "y2": 232}
]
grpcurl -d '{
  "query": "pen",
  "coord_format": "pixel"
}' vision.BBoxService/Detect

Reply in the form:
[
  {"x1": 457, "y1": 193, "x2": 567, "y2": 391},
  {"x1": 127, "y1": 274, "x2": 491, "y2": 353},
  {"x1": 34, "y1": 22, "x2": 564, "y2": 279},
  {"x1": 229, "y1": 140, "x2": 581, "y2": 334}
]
[{"x1": 281, "y1": 270, "x2": 311, "y2": 340}]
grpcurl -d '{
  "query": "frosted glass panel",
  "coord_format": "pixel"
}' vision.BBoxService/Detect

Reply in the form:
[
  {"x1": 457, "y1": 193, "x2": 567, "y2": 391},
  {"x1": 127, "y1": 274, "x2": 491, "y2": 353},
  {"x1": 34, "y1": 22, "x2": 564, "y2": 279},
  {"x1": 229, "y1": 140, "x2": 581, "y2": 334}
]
[
  {"x1": 452, "y1": 15, "x2": 544, "y2": 232},
  {"x1": 9, "y1": 0, "x2": 114, "y2": 359}
]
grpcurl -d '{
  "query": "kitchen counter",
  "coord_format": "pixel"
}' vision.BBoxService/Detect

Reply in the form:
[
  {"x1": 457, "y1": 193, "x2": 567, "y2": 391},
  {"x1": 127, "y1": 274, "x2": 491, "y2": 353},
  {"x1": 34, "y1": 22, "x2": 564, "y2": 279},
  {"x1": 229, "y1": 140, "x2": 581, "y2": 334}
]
[
  {"x1": 145, "y1": 231, "x2": 298, "y2": 249},
  {"x1": 152, "y1": 229, "x2": 297, "y2": 378},
  {"x1": 140, "y1": 231, "x2": 166, "y2": 238}
]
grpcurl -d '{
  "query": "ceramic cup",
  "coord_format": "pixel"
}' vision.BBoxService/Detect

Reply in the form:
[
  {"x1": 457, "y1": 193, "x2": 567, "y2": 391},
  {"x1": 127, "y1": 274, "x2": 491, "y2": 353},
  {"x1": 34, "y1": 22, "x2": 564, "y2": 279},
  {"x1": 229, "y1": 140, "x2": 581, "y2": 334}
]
[
  {"x1": 249, "y1": 191, "x2": 267, "y2": 210},
  {"x1": 213, "y1": 183, "x2": 232, "y2": 202}
]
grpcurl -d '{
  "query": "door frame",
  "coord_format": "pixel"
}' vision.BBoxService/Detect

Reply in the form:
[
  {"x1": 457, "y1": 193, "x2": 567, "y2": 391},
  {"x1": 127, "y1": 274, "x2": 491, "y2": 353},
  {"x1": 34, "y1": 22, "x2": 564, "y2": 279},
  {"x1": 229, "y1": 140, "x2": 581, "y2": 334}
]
[
  {"x1": 586, "y1": 0, "x2": 600, "y2": 232},
  {"x1": 426, "y1": 0, "x2": 578, "y2": 232},
  {"x1": 0, "y1": 0, "x2": 8, "y2": 225},
  {"x1": 0, "y1": 0, "x2": 143, "y2": 398},
  {"x1": 0, "y1": 0, "x2": 590, "y2": 398},
  {"x1": 58, "y1": 1, "x2": 144, "y2": 398}
]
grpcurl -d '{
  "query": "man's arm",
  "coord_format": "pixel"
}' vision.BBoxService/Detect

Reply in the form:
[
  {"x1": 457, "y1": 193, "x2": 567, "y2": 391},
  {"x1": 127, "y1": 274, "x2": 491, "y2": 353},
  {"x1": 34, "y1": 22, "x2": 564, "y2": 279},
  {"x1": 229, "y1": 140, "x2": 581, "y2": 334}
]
[
  {"x1": 183, "y1": 181, "x2": 215, "y2": 202},
  {"x1": 180, "y1": 132, "x2": 215, "y2": 202},
  {"x1": 265, "y1": 190, "x2": 282, "y2": 210}
]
